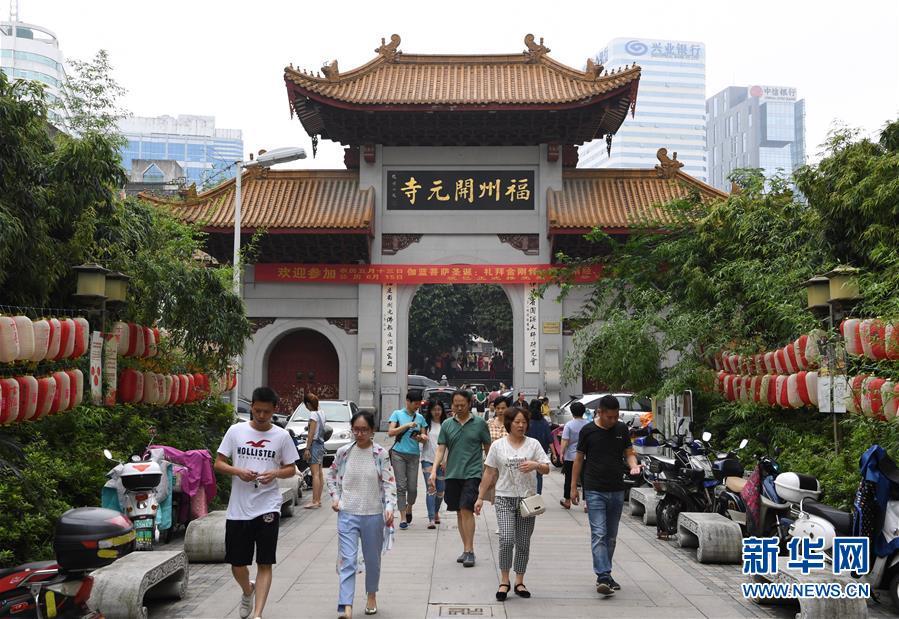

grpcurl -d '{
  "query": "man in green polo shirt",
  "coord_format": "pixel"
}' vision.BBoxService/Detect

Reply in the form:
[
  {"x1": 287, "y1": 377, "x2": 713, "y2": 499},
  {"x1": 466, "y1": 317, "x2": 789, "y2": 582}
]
[{"x1": 429, "y1": 389, "x2": 491, "y2": 568}]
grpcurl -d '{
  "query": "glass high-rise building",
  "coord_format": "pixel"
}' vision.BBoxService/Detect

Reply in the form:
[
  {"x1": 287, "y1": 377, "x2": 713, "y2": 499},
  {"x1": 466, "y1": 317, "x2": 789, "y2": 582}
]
[
  {"x1": 579, "y1": 37, "x2": 707, "y2": 182},
  {"x1": 0, "y1": 18, "x2": 68, "y2": 126},
  {"x1": 706, "y1": 85, "x2": 806, "y2": 191},
  {"x1": 118, "y1": 114, "x2": 243, "y2": 188}
]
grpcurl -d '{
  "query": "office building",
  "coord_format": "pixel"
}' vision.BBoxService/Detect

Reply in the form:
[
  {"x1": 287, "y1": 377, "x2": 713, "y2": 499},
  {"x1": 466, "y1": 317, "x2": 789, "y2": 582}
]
[
  {"x1": 706, "y1": 85, "x2": 806, "y2": 191},
  {"x1": 118, "y1": 114, "x2": 243, "y2": 187},
  {"x1": 579, "y1": 37, "x2": 707, "y2": 182},
  {"x1": 0, "y1": 17, "x2": 68, "y2": 124}
]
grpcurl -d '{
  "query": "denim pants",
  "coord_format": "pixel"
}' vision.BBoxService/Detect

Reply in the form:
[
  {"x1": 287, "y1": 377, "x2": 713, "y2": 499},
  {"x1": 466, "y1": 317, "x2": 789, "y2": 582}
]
[
  {"x1": 337, "y1": 511, "x2": 383, "y2": 608},
  {"x1": 421, "y1": 461, "x2": 445, "y2": 521},
  {"x1": 390, "y1": 450, "x2": 419, "y2": 513},
  {"x1": 585, "y1": 490, "x2": 625, "y2": 578}
]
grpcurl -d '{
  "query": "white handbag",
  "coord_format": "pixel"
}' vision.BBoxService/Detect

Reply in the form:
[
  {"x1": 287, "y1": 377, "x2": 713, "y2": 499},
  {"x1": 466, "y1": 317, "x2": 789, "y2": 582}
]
[{"x1": 519, "y1": 493, "x2": 546, "y2": 518}]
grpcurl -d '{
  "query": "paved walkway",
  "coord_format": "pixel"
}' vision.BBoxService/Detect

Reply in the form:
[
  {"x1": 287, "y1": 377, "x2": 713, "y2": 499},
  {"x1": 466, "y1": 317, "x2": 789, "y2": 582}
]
[{"x1": 153, "y1": 438, "x2": 892, "y2": 618}]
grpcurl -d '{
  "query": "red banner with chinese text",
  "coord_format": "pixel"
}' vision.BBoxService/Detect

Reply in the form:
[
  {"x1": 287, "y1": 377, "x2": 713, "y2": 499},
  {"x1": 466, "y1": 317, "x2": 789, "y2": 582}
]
[{"x1": 254, "y1": 264, "x2": 602, "y2": 285}]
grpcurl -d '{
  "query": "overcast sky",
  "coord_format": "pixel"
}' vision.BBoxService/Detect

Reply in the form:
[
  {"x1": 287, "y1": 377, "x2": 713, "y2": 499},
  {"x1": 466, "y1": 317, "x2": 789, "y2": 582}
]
[{"x1": 17, "y1": 0, "x2": 899, "y2": 169}]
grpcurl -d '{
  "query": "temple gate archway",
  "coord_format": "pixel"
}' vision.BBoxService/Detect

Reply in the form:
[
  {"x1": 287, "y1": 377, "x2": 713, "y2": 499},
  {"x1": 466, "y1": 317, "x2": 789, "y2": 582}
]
[{"x1": 266, "y1": 328, "x2": 339, "y2": 413}]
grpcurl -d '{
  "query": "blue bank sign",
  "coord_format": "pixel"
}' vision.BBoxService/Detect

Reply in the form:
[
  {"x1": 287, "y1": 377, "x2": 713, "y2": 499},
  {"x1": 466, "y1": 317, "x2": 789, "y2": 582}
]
[{"x1": 598, "y1": 39, "x2": 704, "y2": 65}]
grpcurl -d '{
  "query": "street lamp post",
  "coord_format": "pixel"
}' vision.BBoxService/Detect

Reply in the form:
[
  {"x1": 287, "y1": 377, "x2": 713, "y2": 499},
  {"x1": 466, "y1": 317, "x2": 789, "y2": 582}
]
[
  {"x1": 231, "y1": 147, "x2": 306, "y2": 409},
  {"x1": 803, "y1": 265, "x2": 862, "y2": 455}
]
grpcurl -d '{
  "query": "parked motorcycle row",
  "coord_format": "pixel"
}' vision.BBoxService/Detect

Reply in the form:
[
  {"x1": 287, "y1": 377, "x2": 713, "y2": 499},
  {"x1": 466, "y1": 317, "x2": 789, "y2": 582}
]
[
  {"x1": 637, "y1": 419, "x2": 899, "y2": 611},
  {"x1": 1, "y1": 425, "x2": 218, "y2": 618}
]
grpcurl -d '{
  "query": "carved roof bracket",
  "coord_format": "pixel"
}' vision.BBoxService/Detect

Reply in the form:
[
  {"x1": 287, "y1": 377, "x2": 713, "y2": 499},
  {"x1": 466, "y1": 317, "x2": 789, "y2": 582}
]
[
  {"x1": 375, "y1": 34, "x2": 402, "y2": 62},
  {"x1": 381, "y1": 233, "x2": 422, "y2": 255},
  {"x1": 523, "y1": 34, "x2": 550, "y2": 62},
  {"x1": 655, "y1": 148, "x2": 684, "y2": 179},
  {"x1": 498, "y1": 234, "x2": 539, "y2": 256}
]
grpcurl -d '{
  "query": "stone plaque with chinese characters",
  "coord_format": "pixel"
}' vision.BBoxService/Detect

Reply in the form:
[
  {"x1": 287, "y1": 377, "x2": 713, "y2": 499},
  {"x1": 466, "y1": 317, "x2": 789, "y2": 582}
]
[
  {"x1": 524, "y1": 284, "x2": 539, "y2": 373},
  {"x1": 381, "y1": 283, "x2": 397, "y2": 373},
  {"x1": 388, "y1": 171, "x2": 535, "y2": 210}
]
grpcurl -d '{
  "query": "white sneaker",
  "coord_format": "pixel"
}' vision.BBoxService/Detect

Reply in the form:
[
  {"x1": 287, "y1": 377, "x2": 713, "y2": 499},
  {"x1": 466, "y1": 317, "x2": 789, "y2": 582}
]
[{"x1": 239, "y1": 581, "x2": 255, "y2": 619}]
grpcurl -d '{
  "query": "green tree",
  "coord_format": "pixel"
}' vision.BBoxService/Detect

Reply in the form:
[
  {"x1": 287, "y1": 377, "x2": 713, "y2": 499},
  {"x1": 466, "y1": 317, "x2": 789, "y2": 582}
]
[
  {"x1": 408, "y1": 284, "x2": 512, "y2": 368},
  {"x1": 556, "y1": 119, "x2": 899, "y2": 505},
  {"x1": 60, "y1": 49, "x2": 129, "y2": 136}
]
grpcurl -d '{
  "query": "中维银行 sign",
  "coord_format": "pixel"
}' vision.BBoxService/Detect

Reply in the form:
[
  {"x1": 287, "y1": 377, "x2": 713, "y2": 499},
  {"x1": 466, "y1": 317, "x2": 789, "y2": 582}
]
[{"x1": 388, "y1": 171, "x2": 534, "y2": 210}]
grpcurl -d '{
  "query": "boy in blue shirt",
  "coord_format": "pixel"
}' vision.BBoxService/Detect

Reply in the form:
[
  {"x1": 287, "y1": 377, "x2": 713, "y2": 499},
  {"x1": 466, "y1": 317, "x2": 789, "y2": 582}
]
[{"x1": 388, "y1": 392, "x2": 428, "y2": 529}]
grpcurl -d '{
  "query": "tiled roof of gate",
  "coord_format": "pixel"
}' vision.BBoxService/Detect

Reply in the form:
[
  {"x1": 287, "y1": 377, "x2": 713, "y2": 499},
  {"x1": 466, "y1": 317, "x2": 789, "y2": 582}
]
[
  {"x1": 140, "y1": 169, "x2": 373, "y2": 231},
  {"x1": 284, "y1": 34, "x2": 641, "y2": 107},
  {"x1": 548, "y1": 168, "x2": 728, "y2": 230}
]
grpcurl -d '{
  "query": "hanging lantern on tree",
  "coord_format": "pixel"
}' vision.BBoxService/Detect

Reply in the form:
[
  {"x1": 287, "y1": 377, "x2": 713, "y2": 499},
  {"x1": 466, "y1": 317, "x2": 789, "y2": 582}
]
[
  {"x1": 50, "y1": 371, "x2": 71, "y2": 414},
  {"x1": 784, "y1": 344, "x2": 799, "y2": 374},
  {"x1": 861, "y1": 377, "x2": 887, "y2": 420},
  {"x1": 68, "y1": 369, "x2": 84, "y2": 409},
  {"x1": 847, "y1": 375, "x2": 867, "y2": 414},
  {"x1": 12, "y1": 316, "x2": 34, "y2": 361},
  {"x1": 118, "y1": 369, "x2": 143, "y2": 404},
  {"x1": 46, "y1": 318, "x2": 61, "y2": 360},
  {"x1": 15, "y1": 375, "x2": 38, "y2": 421},
  {"x1": 886, "y1": 323, "x2": 899, "y2": 361},
  {"x1": 0, "y1": 316, "x2": 19, "y2": 363},
  {"x1": 114, "y1": 322, "x2": 131, "y2": 356},
  {"x1": 842, "y1": 319, "x2": 864, "y2": 356},
  {"x1": 776, "y1": 375, "x2": 790, "y2": 408},
  {"x1": 805, "y1": 372, "x2": 819, "y2": 407},
  {"x1": 0, "y1": 378, "x2": 20, "y2": 424},
  {"x1": 883, "y1": 381, "x2": 899, "y2": 420},
  {"x1": 35, "y1": 375, "x2": 56, "y2": 419},
  {"x1": 30, "y1": 319, "x2": 50, "y2": 362},
  {"x1": 72, "y1": 318, "x2": 90, "y2": 358},
  {"x1": 55, "y1": 318, "x2": 75, "y2": 360}
]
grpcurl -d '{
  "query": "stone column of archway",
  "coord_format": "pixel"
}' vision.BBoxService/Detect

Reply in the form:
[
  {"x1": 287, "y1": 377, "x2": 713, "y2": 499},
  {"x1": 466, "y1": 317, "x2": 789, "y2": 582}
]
[{"x1": 242, "y1": 319, "x2": 355, "y2": 406}]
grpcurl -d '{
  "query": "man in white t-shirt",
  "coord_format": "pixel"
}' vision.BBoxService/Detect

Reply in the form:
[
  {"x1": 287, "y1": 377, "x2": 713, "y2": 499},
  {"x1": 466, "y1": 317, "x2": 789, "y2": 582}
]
[{"x1": 215, "y1": 387, "x2": 300, "y2": 619}]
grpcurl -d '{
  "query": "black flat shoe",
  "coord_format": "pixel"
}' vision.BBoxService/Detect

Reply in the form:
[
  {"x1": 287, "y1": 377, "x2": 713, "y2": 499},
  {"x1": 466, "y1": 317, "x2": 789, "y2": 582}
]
[
  {"x1": 514, "y1": 584, "x2": 531, "y2": 598},
  {"x1": 496, "y1": 583, "x2": 511, "y2": 601}
]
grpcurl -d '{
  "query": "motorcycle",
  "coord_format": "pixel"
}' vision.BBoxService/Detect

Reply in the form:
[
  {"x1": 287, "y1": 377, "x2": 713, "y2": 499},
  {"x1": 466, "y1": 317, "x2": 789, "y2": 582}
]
[
  {"x1": 647, "y1": 423, "x2": 721, "y2": 536},
  {"x1": 0, "y1": 507, "x2": 134, "y2": 619},
  {"x1": 714, "y1": 437, "x2": 794, "y2": 546},
  {"x1": 786, "y1": 445, "x2": 899, "y2": 609}
]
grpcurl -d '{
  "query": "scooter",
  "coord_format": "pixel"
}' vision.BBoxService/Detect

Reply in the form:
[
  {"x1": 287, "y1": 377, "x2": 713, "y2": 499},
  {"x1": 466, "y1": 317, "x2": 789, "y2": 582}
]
[
  {"x1": 0, "y1": 507, "x2": 134, "y2": 619},
  {"x1": 647, "y1": 423, "x2": 720, "y2": 536},
  {"x1": 786, "y1": 445, "x2": 899, "y2": 609},
  {"x1": 287, "y1": 429, "x2": 313, "y2": 497}
]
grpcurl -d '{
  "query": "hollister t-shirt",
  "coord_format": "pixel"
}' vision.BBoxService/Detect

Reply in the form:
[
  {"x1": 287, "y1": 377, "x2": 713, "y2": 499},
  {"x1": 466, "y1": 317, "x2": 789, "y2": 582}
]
[{"x1": 218, "y1": 422, "x2": 300, "y2": 520}]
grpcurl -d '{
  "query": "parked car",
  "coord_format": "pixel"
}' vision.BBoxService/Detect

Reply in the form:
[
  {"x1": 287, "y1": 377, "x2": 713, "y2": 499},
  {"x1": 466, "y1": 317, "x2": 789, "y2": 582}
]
[
  {"x1": 407, "y1": 374, "x2": 439, "y2": 402},
  {"x1": 419, "y1": 386, "x2": 457, "y2": 415},
  {"x1": 553, "y1": 392, "x2": 652, "y2": 426},
  {"x1": 285, "y1": 400, "x2": 357, "y2": 464},
  {"x1": 226, "y1": 396, "x2": 288, "y2": 427}
]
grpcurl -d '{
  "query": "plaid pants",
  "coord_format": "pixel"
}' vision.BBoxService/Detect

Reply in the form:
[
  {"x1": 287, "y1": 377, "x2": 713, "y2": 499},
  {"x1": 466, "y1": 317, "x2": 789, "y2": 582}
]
[{"x1": 495, "y1": 496, "x2": 536, "y2": 573}]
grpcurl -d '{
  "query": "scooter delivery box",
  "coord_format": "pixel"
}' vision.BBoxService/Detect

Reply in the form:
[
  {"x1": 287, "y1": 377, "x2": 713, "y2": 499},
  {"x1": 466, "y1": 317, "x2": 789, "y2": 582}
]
[
  {"x1": 774, "y1": 471, "x2": 822, "y2": 504},
  {"x1": 54, "y1": 507, "x2": 135, "y2": 572}
]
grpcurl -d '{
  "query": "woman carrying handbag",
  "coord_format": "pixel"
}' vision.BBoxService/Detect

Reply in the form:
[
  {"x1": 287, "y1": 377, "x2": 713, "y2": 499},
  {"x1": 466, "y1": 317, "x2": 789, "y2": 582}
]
[{"x1": 474, "y1": 406, "x2": 550, "y2": 601}]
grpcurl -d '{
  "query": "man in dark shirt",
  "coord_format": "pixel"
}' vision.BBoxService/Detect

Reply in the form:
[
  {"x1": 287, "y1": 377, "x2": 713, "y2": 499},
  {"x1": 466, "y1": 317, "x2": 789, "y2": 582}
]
[{"x1": 571, "y1": 395, "x2": 641, "y2": 596}]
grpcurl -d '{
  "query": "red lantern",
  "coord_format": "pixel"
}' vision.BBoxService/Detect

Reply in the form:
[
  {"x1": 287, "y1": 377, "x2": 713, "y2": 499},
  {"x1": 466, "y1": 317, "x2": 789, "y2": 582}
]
[
  {"x1": 776, "y1": 375, "x2": 789, "y2": 408},
  {"x1": 143, "y1": 328, "x2": 154, "y2": 359},
  {"x1": 867, "y1": 320, "x2": 888, "y2": 360},
  {"x1": 0, "y1": 378, "x2": 20, "y2": 424},
  {"x1": 862, "y1": 377, "x2": 887, "y2": 420},
  {"x1": 0, "y1": 316, "x2": 19, "y2": 363},
  {"x1": 842, "y1": 319, "x2": 863, "y2": 356},
  {"x1": 794, "y1": 335, "x2": 809, "y2": 370},
  {"x1": 15, "y1": 375, "x2": 38, "y2": 421},
  {"x1": 176, "y1": 375, "x2": 189, "y2": 404},
  {"x1": 68, "y1": 369, "x2": 83, "y2": 409},
  {"x1": 805, "y1": 372, "x2": 819, "y2": 407},
  {"x1": 883, "y1": 381, "x2": 899, "y2": 420},
  {"x1": 118, "y1": 369, "x2": 143, "y2": 404},
  {"x1": 46, "y1": 318, "x2": 61, "y2": 360},
  {"x1": 30, "y1": 319, "x2": 50, "y2": 362},
  {"x1": 131, "y1": 324, "x2": 145, "y2": 358},
  {"x1": 114, "y1": 321, "x2": 130, "y2": 356},
  {"x1": 55, "y1": 318, "x2": 75, "y2": 360},
  {"x1": 13, "y1": 316, "x2": 34, "y2": 361},
  {"x1": 774, "y1": 349, "x2": 787, "y2": 375},
  {"x1": 142, "y1": 372, "x2": 159, "y2": 404},
  {"x1": 35, "y1": 376, "x2": 56, "y2": 419},
  {"x1": 847, "y1": 375, "x2": 867, "y2": 414},
  {"x1": 886, "y1": 323, "x2": 899, "y2": 361},
  {"x1": 784, "y1": 345, "x2": 799, "y2": 374},
  {"x1": 72, "y1": 318, "x2": 90, "y2": 358},
  {"x1": 168, "y1": 375, "x2": 179, "y2": 405},
  {"x1": 50, "y1": 371, "x2": 70, "y2": 414}
]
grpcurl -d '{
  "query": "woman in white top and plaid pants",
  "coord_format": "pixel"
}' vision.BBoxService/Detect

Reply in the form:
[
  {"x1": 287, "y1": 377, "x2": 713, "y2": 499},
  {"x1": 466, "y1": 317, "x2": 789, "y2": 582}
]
[{"x1": 475, "y1": 404, "x2": 550, "y2": 600}]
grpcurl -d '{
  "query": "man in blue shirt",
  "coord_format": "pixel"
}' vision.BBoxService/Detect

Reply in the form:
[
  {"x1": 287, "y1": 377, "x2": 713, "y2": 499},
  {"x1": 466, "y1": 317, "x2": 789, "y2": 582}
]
[{"x1": 388, "y1": 392, "x2": 428, "y2": 529}]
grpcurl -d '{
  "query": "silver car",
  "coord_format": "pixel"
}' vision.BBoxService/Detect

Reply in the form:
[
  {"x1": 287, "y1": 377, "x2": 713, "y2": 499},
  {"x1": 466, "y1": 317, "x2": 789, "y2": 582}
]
[
  {"x1": 553, "y1": 392, "x2": 652, "y2": 426},
  {"x1": 285, "y1": 400, "x2": 358, "y2": 464}
]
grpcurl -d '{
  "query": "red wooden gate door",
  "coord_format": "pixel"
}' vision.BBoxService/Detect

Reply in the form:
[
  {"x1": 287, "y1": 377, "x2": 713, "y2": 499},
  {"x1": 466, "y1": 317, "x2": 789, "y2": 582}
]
[{"x1": 266, "y1": 329, "x2": 339, "y2": 414}]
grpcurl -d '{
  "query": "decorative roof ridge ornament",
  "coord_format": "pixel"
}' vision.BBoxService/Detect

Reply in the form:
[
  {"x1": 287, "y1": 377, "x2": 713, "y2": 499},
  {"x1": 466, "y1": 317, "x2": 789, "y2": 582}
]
[
  {"x1": 375, "y1": 34, "x2": 402, "y2": 62},
  {"x1": 584, "y1": 58, "x2": 603, "y2": 80},
  {"x1": 523, "y1": 33, "x2": 550, "y2": 62},
  {"x1": 655, "y1": 148, "x2": 684, "y2": 179},
  {"x1": 321, "y1": 59, "x2": 339, "y2": 82}
]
